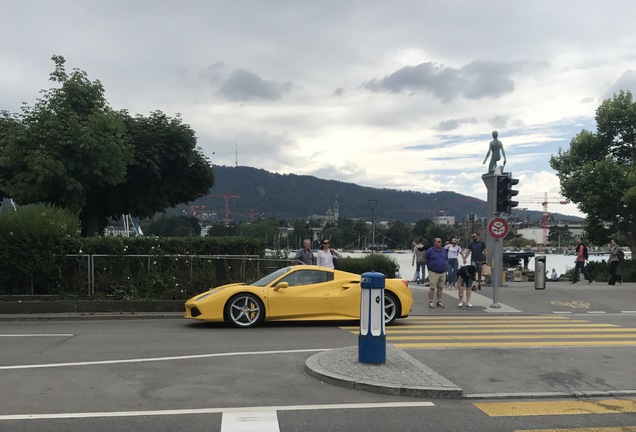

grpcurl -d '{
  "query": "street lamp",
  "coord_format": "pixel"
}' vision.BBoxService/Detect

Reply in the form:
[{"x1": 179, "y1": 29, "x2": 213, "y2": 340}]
[{"x1": 368, "y1": 199, "x2": 377, "y2": 253}]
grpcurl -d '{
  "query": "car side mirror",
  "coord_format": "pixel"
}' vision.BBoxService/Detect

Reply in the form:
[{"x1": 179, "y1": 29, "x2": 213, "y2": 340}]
[{"x1": 274, "y1": 281, "x2": 289, "y2": 289}]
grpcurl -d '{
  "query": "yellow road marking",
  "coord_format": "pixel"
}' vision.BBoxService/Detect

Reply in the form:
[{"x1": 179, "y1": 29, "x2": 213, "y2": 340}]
[
  {"x1": 516, "y1": 427, "x2": 636, "y2": 432},
  {"x1": 395, "y1": 340, "x2": 636, "y2": 348},
  {"x1": 475, "y1": 399, "x2": 636, "y2": 417},
  {"x1": 384, "y1": 328, "x2": 636, "y2": 334},
  {"x1": 406, "y1": 316, "x2": 572, "y2": 320},
  {"x1": 394, "y1": 320, "x2": 594, "y2": 325},
  {"x1": 344, "y1": 324, "x2": 617, "y2": 331},
  {"x1": 387, "y1": 333, "x2": 636, "y2": 340}
]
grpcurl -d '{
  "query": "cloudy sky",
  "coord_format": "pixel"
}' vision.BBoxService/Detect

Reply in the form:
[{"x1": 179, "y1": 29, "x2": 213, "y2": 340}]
[{"x1": 2, "y1": 1, "x2": 636, "y2": 218}]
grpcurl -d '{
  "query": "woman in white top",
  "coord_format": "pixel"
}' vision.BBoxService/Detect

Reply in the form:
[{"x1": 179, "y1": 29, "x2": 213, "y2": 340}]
[
  {"x1": 444, "y1": 238, "x2": 462, "y2": 287},
  {"x1": 316, "y1": 239, "x2": 341, "y2": 269}
]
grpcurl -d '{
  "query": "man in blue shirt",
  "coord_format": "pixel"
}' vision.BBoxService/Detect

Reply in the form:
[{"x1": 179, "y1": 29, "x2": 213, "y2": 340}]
[{"x1": 424, "y1": 237, "x2": 448, "y2": 308}]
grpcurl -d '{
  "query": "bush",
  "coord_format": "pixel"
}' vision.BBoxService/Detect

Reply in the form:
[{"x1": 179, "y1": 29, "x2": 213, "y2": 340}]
[
  {"x1": 587, "y1": 259, "x2": 634, "y2": 282},
  {"x1": 338, "y1": 253, "x2": 399, "y2": 277},
  {"x1": 0, "y1": 204, "x2": 81, "y2": 295}
]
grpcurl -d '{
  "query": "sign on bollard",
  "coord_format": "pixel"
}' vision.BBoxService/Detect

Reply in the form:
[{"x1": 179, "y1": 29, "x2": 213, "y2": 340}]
[{"x1": 359, "y1": 271, "x2": 386, "y2": 364}]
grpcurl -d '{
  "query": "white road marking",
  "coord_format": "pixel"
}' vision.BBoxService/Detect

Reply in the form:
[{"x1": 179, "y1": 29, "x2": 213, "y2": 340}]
[
  {"x1": 0, "y1": 334, "x2": 74, "y2": 337},
  {"x1": 0, "y1": 402, "x2": 435, "y2": 421},
  {"x1": 552, "y1": 311, "x2": 572, "y2": 314},
  {"x1": 444, "y1": 289, "x2": 521, "y2": 312},
  {"x1": 222, "y1": 411, "x2": 279, "y2": 432},
  {"x1": 587, "y1": 311, "x2": 607, "y2": 314},
  {"x1": 621, "y1": 311, "x2": 636, "y2": 314},
  {"x1": 0, "y1": 348, "x2": 330, "y2": 370}
]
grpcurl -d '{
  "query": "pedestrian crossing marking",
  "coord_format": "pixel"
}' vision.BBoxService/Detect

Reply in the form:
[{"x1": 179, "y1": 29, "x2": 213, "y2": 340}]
[
  {"x1": 397, "y1": 341, "x2": 636, "y2": 348},
  {"x1": 516, "y1": 427, "x2": 636, "y2": 432},
  {"x1": 387, "y1": 334, "x2": 636, "y2": 341},
  {"x1": 475, "y1": 399, "x2": 636, "y2": 416},
  {"x1": 385, "y1": 328, "x2": 633, "y2": 334},
  {"x1": 341, "y1": 316, "x2": 636, "y2": 348},
  {"x1": 389, "y1": 324, "x2": 617, "y2": 329},
  {"x1": 406, "y1": 316, "x2": 573, "y2": 320}
]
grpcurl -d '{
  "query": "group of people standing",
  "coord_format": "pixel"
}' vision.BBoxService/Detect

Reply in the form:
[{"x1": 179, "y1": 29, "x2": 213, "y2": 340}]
[
  {"x1": 293, "y1": 238, "x2": 342, "y2": 269},
  {"x1": 412, "y1": 232, "x2": 488, "y2": 309}
]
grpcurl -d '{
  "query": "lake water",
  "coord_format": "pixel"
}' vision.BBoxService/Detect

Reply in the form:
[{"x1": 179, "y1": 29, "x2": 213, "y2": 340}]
[{"x1": 339, "y1": 251, "x2": 610, "y2": 278}]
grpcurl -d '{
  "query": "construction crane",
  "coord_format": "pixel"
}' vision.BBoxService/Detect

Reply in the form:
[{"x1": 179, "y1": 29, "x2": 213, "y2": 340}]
[
  {"x1": 209, "y1": 193, "x2": 240, "y2": 226},
  {"x1": 249, "y1": 209, "x2": 264, "y2": 223},
  {"x1": 190, "y1": 205, "x2": 207, "y2": 216},
  {"x1": 519, "y1": 193, "x2": 570, "y2": 244}
]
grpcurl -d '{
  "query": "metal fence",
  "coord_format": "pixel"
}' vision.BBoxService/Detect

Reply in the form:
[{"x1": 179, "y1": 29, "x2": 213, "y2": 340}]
[{"x1": 7, "y1": 254, "x2": 293, "y2": 299}]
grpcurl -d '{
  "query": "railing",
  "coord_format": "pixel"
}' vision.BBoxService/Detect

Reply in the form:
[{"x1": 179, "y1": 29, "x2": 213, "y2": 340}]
[{"x1": 4, "y1": 254, "x2": 293, "y2": 299}]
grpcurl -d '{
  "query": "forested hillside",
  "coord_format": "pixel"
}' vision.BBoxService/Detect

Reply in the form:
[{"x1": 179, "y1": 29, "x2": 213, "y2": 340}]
[{"x1": 181, "y1": 165, "x2": 487, "y2": 223}]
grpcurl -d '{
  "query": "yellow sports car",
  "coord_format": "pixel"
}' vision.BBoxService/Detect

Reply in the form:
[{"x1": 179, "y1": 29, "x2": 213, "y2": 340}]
[{"x1": 185, "y1": 265, "x2": 413, "y2": 328}]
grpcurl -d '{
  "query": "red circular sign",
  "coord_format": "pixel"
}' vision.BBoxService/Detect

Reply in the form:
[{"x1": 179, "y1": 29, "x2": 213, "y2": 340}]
[{"x1": 488, "y1": 217, "x2": 509, "y2": 239}]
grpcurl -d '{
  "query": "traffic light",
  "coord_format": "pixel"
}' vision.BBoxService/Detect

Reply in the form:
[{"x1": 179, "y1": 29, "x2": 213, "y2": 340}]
[{"x1": 496, "y1": 173, "x2": 519, "y2": 214}]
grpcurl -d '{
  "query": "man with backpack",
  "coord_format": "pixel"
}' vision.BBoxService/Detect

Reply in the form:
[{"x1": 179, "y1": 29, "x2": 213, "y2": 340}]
[{"x1": 571, "y1": 237, "x2": 593, "y2": 284}]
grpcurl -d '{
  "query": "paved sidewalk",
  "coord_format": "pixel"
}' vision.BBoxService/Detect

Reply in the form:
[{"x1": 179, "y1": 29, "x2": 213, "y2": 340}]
[{"x1": 305, "y1": 344, "x2": 463, "y2": 399}]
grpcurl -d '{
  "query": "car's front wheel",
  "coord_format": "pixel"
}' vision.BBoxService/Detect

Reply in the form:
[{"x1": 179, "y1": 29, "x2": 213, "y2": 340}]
[
  {"x1": 384, "y1": 291, "x2": 401, "y2": 325},
  {"x1": 225, "y1": 293, "x2": 265, "y2": 328}
]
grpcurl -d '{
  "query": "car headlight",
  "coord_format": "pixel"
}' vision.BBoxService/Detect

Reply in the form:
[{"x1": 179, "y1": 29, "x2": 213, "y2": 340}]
[{"x1": 195, "y1": 291, "x2": 215, "y2": 302}]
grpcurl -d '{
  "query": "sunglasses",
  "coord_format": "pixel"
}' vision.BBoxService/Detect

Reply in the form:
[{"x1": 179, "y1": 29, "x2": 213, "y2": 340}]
[{"x1": 323, "y1": 241, "x2": 329, "y2": 244}]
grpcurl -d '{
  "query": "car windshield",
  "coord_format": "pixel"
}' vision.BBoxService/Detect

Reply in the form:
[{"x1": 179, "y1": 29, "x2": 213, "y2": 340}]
[{"x1": 250, "y1": 266, "x2": 291, "y2": 287}]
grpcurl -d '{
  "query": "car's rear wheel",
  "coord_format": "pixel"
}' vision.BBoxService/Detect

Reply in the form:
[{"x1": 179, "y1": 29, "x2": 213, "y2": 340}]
[
  {"x1": 384, "y1": 291, "x2": 401, "y2": 325},
  {"x1": 225, "y1": 293, "x2": 265, "y2": 328}
]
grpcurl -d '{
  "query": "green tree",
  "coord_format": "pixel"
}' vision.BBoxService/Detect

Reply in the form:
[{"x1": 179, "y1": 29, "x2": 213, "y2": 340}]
[
  {"x1": 85, "y1": 110, "x2": 214, "y2": 235},
  {"x1": 142, "y1": 215, "x2": 201, "y2": 237},
  {"x1": 0, "y1": 55, "x2": 132, "y2": 229},
  {"x1": 0, "y1": 56, "x2": 214, "y2": 236},
  {"x1": 384, "y1": 219, "x2": 412, "y2": 249},
  {"x1": 412, "y1": 218, "x2": 434, "y2": 239},
  {"x1": 550, "y1": 90, "x2": 636, "y2": 251},
  {"x1": 548, "y1": 225, "x2": 573, "y2": 246}
]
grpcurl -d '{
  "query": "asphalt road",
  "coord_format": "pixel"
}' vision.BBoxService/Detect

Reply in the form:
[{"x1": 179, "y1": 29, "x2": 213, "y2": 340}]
[{"x1": 2, "y1": 282, "x2": 636, "y2": 431}]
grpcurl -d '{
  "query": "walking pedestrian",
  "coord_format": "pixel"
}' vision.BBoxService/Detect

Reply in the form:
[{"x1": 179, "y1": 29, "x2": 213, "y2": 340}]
[
  {"x1": 425, "y1": 238, "x2": 448, "y2": 308},
  {"x1": 571, "y1": 237, "x2": 592, "y2": 284},
  {"x1": 608, "y1": 238, "x2": 621, "y2": 285}
]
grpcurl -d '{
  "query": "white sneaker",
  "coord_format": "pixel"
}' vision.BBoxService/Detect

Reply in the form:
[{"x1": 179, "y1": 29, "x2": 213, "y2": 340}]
[
  {"x1": 467, "y1": 303, "x2": 473, "y2": 308},
  {"x1": 457, "y1": 301, "x2": 463, "y2": 307}
]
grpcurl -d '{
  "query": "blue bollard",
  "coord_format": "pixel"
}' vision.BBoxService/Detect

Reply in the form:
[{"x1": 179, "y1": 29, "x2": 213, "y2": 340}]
[{"x1": 358, "y1": 271, "x2": 386, "y2": 364}]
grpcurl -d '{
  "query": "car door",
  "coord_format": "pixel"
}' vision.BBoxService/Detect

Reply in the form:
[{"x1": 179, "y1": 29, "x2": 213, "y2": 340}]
[{"x1": 266, "y1": 269, "x2": 335, "y2": 319}]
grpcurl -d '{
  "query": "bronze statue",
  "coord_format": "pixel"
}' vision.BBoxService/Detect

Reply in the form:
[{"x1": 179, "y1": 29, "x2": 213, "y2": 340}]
[{"x1": 483, "y1": 130, "x2": 506, "y2": 174}]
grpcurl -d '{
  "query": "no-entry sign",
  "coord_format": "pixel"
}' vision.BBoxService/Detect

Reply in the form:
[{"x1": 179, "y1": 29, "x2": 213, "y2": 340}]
[{"x1": 488, "y1": 217, "x2": 509, "y2": 240}]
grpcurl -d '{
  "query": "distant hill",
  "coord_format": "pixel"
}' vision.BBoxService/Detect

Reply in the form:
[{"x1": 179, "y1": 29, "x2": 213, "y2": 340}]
[{"x1": 176, "y1": 165, "x2": 581, "y2": 224}]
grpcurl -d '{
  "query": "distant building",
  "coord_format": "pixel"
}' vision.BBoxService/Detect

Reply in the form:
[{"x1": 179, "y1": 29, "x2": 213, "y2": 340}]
[
  {"x1": 516, "y1": 228, "x2": 543, "y2": 244},
  {"x1": 434, "y1": 215, "x2": 456, "y2": 226}
]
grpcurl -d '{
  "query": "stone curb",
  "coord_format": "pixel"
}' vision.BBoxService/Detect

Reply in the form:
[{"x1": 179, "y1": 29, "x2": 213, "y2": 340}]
[
  {"x1": 305, "y1": 344, "x2": 463, "y2": 399},
  {"x1": 0, "y1": 312, "x2": 184, "y2": 322}
]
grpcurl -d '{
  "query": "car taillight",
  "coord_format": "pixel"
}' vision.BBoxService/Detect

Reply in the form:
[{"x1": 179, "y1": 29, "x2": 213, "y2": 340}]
[{"x1": 401, "y1": 279, "x2": 409, "y2": 287}]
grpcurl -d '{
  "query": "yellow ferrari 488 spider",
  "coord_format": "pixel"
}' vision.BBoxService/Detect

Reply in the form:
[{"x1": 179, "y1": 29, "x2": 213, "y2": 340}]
[{"x1": 185, "y1": 265, "x2": 413, "y2": 328}]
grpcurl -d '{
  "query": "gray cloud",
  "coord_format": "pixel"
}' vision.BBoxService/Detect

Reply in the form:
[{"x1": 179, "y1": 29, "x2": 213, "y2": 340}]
[
  {"x1": 604, "y1": 70, "x2": 636, "y2": 99},
  {"x1": 363, "y1": 62, "x2": 462, "y2": 102},
  {"x1": 434, "y1": 117, "x2": 478, "y2": 131},
  {"x1": 217, "y1": 69, "x2": 292, "y2": 102},
  {"x1": 363, "y1": 60, "x2": 520, "y2": 102}
]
